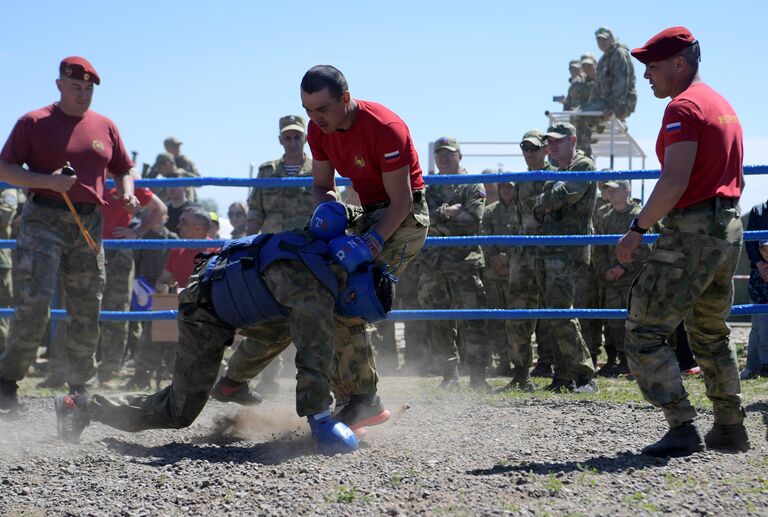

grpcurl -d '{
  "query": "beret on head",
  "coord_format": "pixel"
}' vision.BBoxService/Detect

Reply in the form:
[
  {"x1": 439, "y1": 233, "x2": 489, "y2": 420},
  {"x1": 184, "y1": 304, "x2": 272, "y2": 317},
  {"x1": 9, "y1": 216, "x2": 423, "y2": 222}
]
[
  {"x1": 59, "y1": 56, "x2": 100, "y2": 85},
  {"x1": 631, "y1": 26, "x2": 697, "y2": 64}
]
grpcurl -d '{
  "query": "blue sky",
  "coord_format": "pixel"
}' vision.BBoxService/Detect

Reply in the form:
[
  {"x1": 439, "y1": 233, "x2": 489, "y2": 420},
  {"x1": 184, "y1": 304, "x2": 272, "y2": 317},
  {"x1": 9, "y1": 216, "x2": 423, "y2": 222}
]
[{"x1": 2, "y1": 0, "x2": 766, "y2": 226}]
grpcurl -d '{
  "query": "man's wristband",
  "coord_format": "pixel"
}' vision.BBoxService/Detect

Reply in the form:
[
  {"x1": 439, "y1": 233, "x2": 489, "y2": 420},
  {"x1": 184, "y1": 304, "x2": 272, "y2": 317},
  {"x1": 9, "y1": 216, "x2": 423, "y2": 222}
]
[{"x1": 629, "y1": 218, "x2": 648, "y2": 235}]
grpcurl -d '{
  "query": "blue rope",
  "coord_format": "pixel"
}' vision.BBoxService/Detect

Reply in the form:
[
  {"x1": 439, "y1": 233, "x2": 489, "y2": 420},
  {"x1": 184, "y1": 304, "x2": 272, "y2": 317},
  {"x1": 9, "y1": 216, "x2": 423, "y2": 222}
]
[
  {"x1": 0, "y1": 165, "x2": 765, "y2": 190},
  {"x1": 1, "y1": 304, "x2": 764, "y2": 321}
]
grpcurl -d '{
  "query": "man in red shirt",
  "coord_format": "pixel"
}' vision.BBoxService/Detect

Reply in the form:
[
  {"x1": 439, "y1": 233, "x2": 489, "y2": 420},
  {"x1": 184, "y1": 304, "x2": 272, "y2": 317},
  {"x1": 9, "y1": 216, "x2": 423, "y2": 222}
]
[
  {"x1": 156, "y1": 207, "x2": 215, "y2": 290},
  {"x1": 0, "y1": 57, "x2": 138, "y2": 411},
  {"x1": 97, "y1": 173, "x2": 166, "y2": 386},
  {"x1": 616, "y1": 28, "x2": 749, "y2": 456}
]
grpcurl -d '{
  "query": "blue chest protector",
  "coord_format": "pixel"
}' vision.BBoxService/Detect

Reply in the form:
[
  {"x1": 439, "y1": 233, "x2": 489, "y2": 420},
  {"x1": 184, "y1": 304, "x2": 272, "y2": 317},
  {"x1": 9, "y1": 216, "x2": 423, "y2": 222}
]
[{"x1": 202, "y1": 233, "x2": 339, "y2": 328}]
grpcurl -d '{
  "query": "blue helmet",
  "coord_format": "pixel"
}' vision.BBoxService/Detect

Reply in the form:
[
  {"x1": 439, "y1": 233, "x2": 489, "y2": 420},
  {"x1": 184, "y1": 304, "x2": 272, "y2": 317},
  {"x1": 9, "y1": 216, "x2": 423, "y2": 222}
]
[
  {"x1": 336, "y1": 264, "x2": 397, "y2": 323},
  {"x1": 310, "y1": 201, "x2": 348, "y2": 241}
]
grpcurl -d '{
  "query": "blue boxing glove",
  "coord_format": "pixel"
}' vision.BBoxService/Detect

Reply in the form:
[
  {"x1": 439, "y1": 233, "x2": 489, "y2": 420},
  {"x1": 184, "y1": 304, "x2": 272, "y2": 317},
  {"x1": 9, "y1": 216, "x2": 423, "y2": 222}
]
[
  {"x1": 361, "y1": 230, "x2": 384, "y2": 257},
  {"x1": 310, "y1": 201, "x2": 348, "y2": 241},
  {"x1": 329, "y1": 235, "x2": 374, "y2": 273},
  {"x1": 308, "y1": 410, "x2": 359, "y2": 455}
]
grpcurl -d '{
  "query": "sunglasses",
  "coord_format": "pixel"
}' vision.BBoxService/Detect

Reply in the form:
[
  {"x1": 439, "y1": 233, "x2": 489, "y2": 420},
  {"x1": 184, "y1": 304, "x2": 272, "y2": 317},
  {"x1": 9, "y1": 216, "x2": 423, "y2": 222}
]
[{"x1": 520, "y1": 143, "x2": 544, "y2": 152}]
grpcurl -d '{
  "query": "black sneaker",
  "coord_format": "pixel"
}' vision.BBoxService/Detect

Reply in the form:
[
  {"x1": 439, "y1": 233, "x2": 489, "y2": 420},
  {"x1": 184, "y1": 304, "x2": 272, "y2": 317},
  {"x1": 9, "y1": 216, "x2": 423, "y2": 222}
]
[
  {"x1": 574, "y1": 376, "x2": 599, "y2": 394},
  {"x1": 0, "y1": 377, "x2": 19, "y2": 412},
  {"x1": 641, "y1": 422, "x2": 705, "y2": 457},
  {"x1": 210, "y1": 377, "x2": 264, "y2": 406},
  {"x1": 530, "y1": 363, "x2": 554, "y2": 378},
  {"x1": 335, "y1": 393, "x2": 390, "y2": 431},
  {"x1": 704, "y1": 422, "x2": 751, "y2": 453},
  {"x1": 544, "y1": 377, "x2": 575, "y2": 393},
  {"x1": 55, "y1": 392, "x2": 91, "y2": 443}
]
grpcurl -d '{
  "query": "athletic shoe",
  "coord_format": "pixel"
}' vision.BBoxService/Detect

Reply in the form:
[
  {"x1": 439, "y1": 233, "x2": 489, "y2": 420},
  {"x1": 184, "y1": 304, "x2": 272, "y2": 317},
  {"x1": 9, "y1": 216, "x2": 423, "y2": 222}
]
[
  {"x1": 641, "y1": 422, "x2": 705, "y2": 458},
  {"x1": 574, "y1": 377, "x2": 599, "y2": 394},
  {"x1": 55, "y1": 392, "x2": 90, "y2": 443},
  {"x1": 335, "y1": 393, "x2": 390, "y2": 431},
  {"x1": 210, "y1": 377, "x2": 264, "y2": 406},
  {"x1": 704, "y1": 422, "x2": 751, "y2": 453},
  {"x1": 681, "y1": 366, "x2": 702, "y2": 376},
  {"x1": 544, "y1": 377, "x2": 575, "y2": 393},
  {"x1": 308, "y1": 410, "x2": 358, "y2": 455}
]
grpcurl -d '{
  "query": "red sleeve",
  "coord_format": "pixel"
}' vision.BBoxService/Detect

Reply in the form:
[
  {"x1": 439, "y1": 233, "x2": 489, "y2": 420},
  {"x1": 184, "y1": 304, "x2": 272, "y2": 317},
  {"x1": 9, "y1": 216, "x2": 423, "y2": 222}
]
[
  {"x1": 307, "y1": 123, "x2": 329, "y2": 161},
  {"x1": 661, "y1": 99, "x2": 701, "y2": 147},
  {"x1": 136, "y1": 187, "x2": 154, "y2": 207},
  {"x1": 107, "y1": 123, "x2": 134, "y2": 176},
  {"x1": 376, "y1": 121, "x2": 412, "y2": 173},
  {"x1": 0, "y1": 117, "x2": 32, "y2": 166}
]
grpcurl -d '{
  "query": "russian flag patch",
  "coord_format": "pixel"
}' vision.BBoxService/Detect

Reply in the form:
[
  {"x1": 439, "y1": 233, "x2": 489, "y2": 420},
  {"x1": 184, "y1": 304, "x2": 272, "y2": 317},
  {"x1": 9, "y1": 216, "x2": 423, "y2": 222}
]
[
  {"x1": 666, "y1": 122, "x2": 682, "y2": 133},
  {"x1": 384, "y1": 150, "x2": 400, "y2": 161}
]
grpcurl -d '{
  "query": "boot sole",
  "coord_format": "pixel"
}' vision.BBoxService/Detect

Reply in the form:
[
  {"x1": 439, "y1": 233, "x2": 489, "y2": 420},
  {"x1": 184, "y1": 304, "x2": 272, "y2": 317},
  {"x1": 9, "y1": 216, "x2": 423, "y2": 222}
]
[
  {"x1": 642, "y1": 443, "x2": 705, "y2": 458},
  {"x1": 348, "y1": 409, "x2": 391, "y2": 431}
]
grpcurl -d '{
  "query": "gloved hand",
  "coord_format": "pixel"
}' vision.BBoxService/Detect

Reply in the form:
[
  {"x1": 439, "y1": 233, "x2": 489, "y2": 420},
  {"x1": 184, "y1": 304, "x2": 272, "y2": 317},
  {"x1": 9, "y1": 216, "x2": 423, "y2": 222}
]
[
  {"x1": 361, "y1": 230, "x2": 384, "y2": 258},
  {"x1": 308, "y1": 410, "x2": 359, "y2": 454},
  {"x1": 329, "y1": 235, "x2": 374, "y2": 273},
  {"x1": 310, "y1": 201, "x2": 348, "y2": 241}
]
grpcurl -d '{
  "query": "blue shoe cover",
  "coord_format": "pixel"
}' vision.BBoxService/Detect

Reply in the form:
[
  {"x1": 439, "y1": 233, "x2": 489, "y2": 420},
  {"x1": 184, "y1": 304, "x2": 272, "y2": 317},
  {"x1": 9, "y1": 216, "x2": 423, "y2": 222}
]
[{"x1": 308, "y1": 411, "x2": 359, "y2": 454}]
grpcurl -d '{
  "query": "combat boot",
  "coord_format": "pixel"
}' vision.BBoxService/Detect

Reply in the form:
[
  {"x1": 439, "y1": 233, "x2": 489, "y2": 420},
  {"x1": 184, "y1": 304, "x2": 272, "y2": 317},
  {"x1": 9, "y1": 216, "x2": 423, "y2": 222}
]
[
  {"x1": 469, "y1": 368, "x2": 492, "y2": 393},
  {"x1": 0, "y1": 376, "x2": 19, "y2": 412},
  {"x1": 574, "y1": 375, "x2": 599, "y2": 394},
  {"x1": 438, "y1": 362, "x2": 460, "y2": 391},
  {"x1": 614, "y1": 352, "x2": 630, "y2": 376},
  {"x1": 641, "y1": 422, "x2": 705, "y2": 457},
  {"x1": 544, "y1": 377, "x2": 575, "y2": 393},
  {"x1": 530, "y1": 362, "x2": 553, "y2": 378},
  {"x1": 210, "y1": 377, "x2": 264, "y2": 406},
  {"x1": 496, "y1": 366, "x2": 535, "y2": 393},
  {"x1": 308, "y1": 410, "x2": 358, "y2": 455},
  {"x1": 704, "y1": 422, "x2": 751, "y2": 453},
  {"x1": 335, "y1": 393, "x2": 390, "y2": 431},
  {"x1": 55, "y1": 392, "x2": 91, "y2": 443}
]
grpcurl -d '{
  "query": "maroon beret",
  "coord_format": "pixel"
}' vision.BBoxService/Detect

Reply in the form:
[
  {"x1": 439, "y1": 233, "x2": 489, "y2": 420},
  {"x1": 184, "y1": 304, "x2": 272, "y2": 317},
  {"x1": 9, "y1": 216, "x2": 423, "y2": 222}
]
[
  {"x1": 631, "y1": 27, "x2": 697, "y2": 65},
  {"x1": 59, "y1": 56, "x2": 100, "y2": 85}
]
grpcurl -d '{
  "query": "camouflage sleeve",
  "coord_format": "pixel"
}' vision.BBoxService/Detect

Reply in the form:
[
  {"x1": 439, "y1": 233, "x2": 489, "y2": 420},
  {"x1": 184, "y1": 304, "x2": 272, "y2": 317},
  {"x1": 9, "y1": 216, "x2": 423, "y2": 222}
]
[
  {"x1": 606, "y1": 52, "x2": 634, "y2": 112},
  {"x1": 535, "y1": 180, "x2": 591, "y2": 212},
  {"x1": 480, "y1": 204, "x2": 503, "y2": 259},
  {"x1": 247, "y1": 163, "x2": 272, "y2": 231},
  {"x1": 442, "y1": 184, "x2": 485, "y2": 235}
]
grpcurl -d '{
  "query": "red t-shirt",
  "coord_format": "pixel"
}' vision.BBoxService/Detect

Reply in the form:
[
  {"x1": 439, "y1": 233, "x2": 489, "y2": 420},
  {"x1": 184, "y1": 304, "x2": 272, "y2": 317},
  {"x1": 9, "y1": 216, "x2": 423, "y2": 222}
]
[
  {"x1": 0, "y1": 103, "x2": 133, "y2": 205},
  {"x1": 100, "y1": 187, "x2": 154, "y2": 238},
  {"x1": 307, "y1": 100, "x2": 424, "y2": 205},
  {"x1": 164, "y1": 244, "x2": 217, "y2": 288},
  {"x1": 655, "y1": 83, "x2": 744, "y2": 208}
]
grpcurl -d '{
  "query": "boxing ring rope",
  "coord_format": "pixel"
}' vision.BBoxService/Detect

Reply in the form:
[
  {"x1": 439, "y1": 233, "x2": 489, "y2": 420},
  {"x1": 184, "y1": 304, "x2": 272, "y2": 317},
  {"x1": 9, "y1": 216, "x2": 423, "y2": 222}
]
[{"x1": 0, "y1": 166, "x2": 765, "y2": 321}]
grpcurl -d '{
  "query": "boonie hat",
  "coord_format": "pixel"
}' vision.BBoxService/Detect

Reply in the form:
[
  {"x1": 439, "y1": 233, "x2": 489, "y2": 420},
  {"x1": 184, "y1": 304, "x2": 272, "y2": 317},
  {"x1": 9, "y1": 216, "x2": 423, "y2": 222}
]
[
  {"x1": 631, "y1": 26, "x2": 698, "y2": 65},
  {"x1": 545, "y1": 122, "x2": 577, "y2": 139},
  {"x1": 434, "y1": 136, "x2": 461, "y2": 152},
  {"x1": 280, "y1": 115, "x2": 306, "y2": 134},
  {"x1": 59, "y1": 56, "x2": 100, "y2": 85}
]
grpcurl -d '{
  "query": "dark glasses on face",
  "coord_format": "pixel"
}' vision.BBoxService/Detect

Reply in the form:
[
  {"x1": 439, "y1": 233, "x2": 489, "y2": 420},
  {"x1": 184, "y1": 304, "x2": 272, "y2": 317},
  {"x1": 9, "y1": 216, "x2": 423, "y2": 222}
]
[{"x1": 520, "y1": 143, "x2": 543, "y2": 152}]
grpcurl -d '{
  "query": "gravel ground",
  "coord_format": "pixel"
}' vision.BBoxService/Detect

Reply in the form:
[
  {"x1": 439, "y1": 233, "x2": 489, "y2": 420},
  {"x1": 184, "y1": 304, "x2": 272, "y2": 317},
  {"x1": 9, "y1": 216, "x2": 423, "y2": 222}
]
[{"x1": 1, "y1": 325, "x2": 767, "y2": 516}]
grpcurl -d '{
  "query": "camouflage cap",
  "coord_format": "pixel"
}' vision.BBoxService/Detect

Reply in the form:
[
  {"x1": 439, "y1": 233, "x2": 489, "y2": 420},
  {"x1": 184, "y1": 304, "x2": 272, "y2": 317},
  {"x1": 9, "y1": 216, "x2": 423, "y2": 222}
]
[
  {"x1": 279, "y1": 115, "x2": 306, "y2": 134},
  {"x1": 434, "y1": 136, "x2": 460, "y2": 152},
  {"x1": 581, "y1": 52, "x2": 596, "y2": 61},
  {"x1": 154, "y1": 152, "x2": 175, "y2": 165},
  {"x1": 581, "y1": 56, "x2": 596, "y2": 66},
  {"x1": 601, "y1": 179, "x2": 631, "y2": 189},
  {"x1": 164, "y1": 136, "x2": 182, "y2": 146},
  {"x1": 595, "y1": 27, "x2": 613, "y2": 39},
  {"x1": 545, "y1": 122, "x2": 576, "y2": 139},
  {"x1": 521, "y1": 129, "x2": 546, "y2": 147},
  {"x1": 569, "y1": 59, "x2": 582, "y2": 68}
]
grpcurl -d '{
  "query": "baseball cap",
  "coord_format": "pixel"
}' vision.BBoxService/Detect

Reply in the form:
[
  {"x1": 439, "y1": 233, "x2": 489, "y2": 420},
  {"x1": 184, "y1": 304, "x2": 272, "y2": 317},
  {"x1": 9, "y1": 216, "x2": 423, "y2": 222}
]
[
  {"x1": 164, "y1": 136, "x2": 183, "y2": 147},
  {"x1": 569, "y1": 59, "x2": 582, "y2": 68},
  {"x1": 154, "y1": 152, "x2": 175, "y2": 166},
  {"x1": 545, "y1": 122, "x2": 576, "y2": 139},
  {"x1": 279, "y1": 115, "x2": 306, "y2": 134},
  {"x1": 595, "y1": 27, "x2": 613, "y2": 39},
  {"x1": 631, "y1": 26, "x2": 698, "y2": 65},
  {"x1": 434, "y1": 136, "x2": 460, "y2": 152},
  {"x1": 521, "y1": 129, "x2": 546, "y2": 147},
  {"x1": 59, "y1": 56, "x2": 100, "y2": 85},
  {"x1": 601, "y1": 179, "x2": 631, "y2": 189},
  {"x1": 581, "y1": 56, "x2": 596, "y2": 66}
]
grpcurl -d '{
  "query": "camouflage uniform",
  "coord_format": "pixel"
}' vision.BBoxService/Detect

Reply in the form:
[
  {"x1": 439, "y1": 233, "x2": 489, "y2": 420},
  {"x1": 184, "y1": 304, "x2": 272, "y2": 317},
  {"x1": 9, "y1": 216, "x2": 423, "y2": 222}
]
[
  {"x1": 418, "y1": 174, "x2": 487, "y2": 379},
  {"x1": 481, "y1": 190, "x2": 519, "y2": 371},
  {"x1": 530, "y1": 151, "x2": 596, "y2": 382},
  {"x1": 397, "y1": 256, "x2": 429, "y2": 373},
  {"x1": 506, "y1": 164, "x2": 555, "y2": 371},
  {"x1": 0, "y1": 201, "x2": 105, "y2": 386},
  {"x1": 626, "y1": 205, "x2": 743, "y2": 427},
  {"x1": 564, "y1": 74, "x2": 590, "y2": 111},
  {"x1": 0, "y1": 189, "x2": 18, "y2": 353},
  {"x1": 97, "y1": 248, "x2": 134, "y2": 381}
]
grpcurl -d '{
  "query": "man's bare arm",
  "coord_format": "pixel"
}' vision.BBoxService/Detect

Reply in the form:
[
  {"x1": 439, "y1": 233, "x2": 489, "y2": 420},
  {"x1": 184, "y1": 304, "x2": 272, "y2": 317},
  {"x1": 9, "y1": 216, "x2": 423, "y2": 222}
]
[
  {"x1": 0, "y1": 160, "x2": 75, "y2": 192},
  {"x1": 371, "y1": 166, "x2": 413, "y2": 241},
  {"x1": 312, "y1": 159, "x2": 338, "y2": 204}
]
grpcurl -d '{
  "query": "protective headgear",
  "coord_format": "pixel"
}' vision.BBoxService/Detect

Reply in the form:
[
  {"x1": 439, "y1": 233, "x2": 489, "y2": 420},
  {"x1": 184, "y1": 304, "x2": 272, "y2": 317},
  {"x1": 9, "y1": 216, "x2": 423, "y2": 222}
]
[
  {"x1": 329, "y1": 235, "x2": 374, "y2": 273},
  {"x1": 336, "y1": 264, "x2": 397, "y2": 323},
  {"x1": 310, "y1": 201, "x2": 348, "y2": 241}
]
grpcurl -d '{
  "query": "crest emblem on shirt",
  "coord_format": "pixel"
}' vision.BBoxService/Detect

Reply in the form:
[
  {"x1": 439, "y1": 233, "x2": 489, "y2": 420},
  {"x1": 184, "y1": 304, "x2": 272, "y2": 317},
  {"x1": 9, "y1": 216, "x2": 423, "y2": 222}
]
[
  {"x1": 91, "y1": 140, "x2": 105, "y2": 152},
  {"x1": 354, "y1": 155, "x2": 366, "y2": 168}
]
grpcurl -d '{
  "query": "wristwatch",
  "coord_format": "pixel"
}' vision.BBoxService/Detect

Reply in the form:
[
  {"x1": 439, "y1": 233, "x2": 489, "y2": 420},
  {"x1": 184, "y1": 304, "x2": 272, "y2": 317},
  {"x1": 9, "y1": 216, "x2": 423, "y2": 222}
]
[{"x1": 629, "y1": 218, "x2": 648, "y2": 235}]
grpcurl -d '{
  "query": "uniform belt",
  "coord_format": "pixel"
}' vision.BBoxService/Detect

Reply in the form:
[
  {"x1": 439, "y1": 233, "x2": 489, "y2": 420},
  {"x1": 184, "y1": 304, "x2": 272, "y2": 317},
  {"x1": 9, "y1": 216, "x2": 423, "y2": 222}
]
[
  {"x1": 669, "y1": 196, "x2": 738, "y2": 216},
  {"x1": 31, "y1": 193, "x2": 97, "y2": 215},
  {"x1": 362, "y1": 190, "x2": 424, "y2": 213}
]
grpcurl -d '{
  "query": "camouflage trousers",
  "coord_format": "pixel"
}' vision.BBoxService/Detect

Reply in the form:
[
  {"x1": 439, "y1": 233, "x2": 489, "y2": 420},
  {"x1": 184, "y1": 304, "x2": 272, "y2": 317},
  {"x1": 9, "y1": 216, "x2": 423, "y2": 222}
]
[
  {"x1": 417, "y1": 269, "x2": 488, "y2": 372},
  {"x1": 625, "y1": 206, "x2": 744, "y2": 428},
  {"x1": 226, "y1": 196, "x2": 429, "y2": 399},
  {"x1": 505, "y1": 249, "x2": 554, "y2": 369},
  {"x1": 576, "y1": 261, "x2": 605, "y2": 358},
  {"x1": 603, "y1": 281, "x2": 632, "y2": 353},
  {"x1": 484, "y1": 273, "x2": 510, "y2": 363},
  {"x1": 0, "y1": 201, "x2": 104, "y2": 385},
  {"x1": 97, "y1": 248, "x2": 134, "y2": 380},
  {"x1": 0, "y1": 268, "x2": 11, "y2": 354},
  {"x1": 396, "y1": 260, "x2": 428, "y2": 370}
]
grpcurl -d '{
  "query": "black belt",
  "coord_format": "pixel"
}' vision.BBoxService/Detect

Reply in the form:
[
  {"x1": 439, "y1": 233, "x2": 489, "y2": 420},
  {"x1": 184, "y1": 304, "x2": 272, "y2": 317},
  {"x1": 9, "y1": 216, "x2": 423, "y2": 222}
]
[
  {"x1": 31, "y1": 193, "x2": 97, "y2": 215},
  {"x1": 669, "y1": 196, "x2": 738, "y2": 216},
  {"x1": 362, "y1": 190, "x2": 425, "y2": 213}
]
